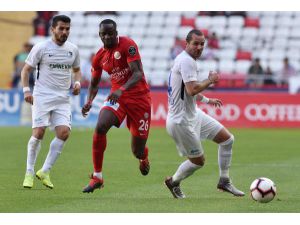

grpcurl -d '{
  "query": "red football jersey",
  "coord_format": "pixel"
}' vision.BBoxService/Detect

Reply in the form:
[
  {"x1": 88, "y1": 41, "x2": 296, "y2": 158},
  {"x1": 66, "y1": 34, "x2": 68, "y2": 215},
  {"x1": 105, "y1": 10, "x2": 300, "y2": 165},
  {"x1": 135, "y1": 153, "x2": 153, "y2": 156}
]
[{"x1": 92, "y1": 36, "x2": 150, "y2": 97}]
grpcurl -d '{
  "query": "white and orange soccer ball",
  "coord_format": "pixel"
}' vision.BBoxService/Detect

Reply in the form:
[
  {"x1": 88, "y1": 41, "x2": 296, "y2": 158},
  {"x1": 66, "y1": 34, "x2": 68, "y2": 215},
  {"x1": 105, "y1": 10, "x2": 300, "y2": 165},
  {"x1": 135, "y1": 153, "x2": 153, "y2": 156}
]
[{"x1": 250, "y1": 177, "x2": 277, "y2": 203}]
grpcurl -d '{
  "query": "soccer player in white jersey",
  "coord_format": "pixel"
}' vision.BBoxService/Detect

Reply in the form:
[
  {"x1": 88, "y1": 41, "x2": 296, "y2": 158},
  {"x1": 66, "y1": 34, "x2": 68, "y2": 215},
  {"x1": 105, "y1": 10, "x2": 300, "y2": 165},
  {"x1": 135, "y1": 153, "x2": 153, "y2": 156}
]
[
  {"x1": 165, "y1": 29, "x2": 244, "y2": 198},
  {"x1": 21, "y1": 15, "x2": 82, "y2": 189}
]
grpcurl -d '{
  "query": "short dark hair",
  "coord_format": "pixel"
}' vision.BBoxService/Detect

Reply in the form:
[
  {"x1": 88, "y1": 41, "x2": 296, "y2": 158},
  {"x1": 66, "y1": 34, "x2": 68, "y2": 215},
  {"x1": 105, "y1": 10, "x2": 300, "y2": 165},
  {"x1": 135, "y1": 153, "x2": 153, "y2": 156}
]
[
  {"x1": 99, "y1": 19, "x2": 117, "y2": 29},
  {"x1": 186, "y1": 29, "x2": 204, "y2": 43},
  {"x1": 51, "y1": 15, "x2": 71, "y2": 27}
]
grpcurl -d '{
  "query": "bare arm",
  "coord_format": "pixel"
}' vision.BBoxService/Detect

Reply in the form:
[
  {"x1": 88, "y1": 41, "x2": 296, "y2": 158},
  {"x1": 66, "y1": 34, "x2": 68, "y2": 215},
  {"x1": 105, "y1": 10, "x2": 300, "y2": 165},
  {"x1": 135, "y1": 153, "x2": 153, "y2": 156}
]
[
  {"x1": 72, "y1": 67, "x2": 82, "y2": 95},
  {"x1": 122, "y1": 60, "x2": 143, "y2": 90},
  {"x1": 185, "y1": 71, "x2": 219, "y2": 96},
  {"x1": 107, "y1": 60, "x2": 143, "y2": 105},
  {"x1": 21, "y1": 63, "x2": 34, "y2": 104},
  {"x1": 81, "y1": 75, "x2": 101, "y2": 117}
]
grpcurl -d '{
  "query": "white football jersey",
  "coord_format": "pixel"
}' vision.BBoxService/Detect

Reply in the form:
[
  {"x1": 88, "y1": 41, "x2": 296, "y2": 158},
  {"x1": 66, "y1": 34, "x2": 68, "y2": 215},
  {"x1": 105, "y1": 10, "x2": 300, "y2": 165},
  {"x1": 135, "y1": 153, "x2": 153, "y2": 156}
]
[
  {"x1": 26, "y1": 39, "x2": 80, "y2": 96},
  {"x1": 167, "y1": 50, "x2": 199, "y2": 124}
]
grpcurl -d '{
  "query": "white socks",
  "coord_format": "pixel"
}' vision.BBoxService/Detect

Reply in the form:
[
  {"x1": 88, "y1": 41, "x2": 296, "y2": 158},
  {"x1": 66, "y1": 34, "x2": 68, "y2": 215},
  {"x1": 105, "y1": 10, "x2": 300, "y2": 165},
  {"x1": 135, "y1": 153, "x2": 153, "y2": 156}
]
[
  {"x1": 26, "y1": 136, "x2": 42, "y2": 175},
  {"x1": 172, "y1": 160, "x2": 202, "y2": 183},
  {"x1": 41, "y1": 137, "x2": 65, "y2": 173},
  {"x1": 218, "y1": 135, "x2": 234, "y2": 178},
  {"x1": 93, "y1": 172, "x2": 103, "y2": 179}
]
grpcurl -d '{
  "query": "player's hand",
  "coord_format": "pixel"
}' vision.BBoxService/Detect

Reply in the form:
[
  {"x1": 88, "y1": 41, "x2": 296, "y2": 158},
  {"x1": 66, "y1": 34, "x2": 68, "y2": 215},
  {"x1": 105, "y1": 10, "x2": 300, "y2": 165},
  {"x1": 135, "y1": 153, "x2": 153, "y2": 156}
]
[
  {"x1": 24, "y1": 91, "x2": 33, "y2": 105},
  {"x1": 107, "y1": 89, "x2": 122, "y2": 105},
  {"x1": 208, "y1": 98, "x2": 223, "y2": 107},
  {"x1": 72, "y1": 83, "x2": 81, "y2": 95},
  {"x1": 208, "y1": 71, "x2": 219, "y2": 84},
  {"x1": 82, "y1": 101, "x2": 92, "y2": 117}
]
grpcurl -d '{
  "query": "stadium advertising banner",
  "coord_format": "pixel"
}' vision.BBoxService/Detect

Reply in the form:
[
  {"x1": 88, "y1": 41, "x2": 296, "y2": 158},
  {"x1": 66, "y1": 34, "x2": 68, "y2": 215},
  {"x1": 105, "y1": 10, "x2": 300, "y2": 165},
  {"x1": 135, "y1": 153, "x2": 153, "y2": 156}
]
[
  {"x1": 151, "y1": 91, "x2": 300, "y2": 128},
  {"x1": 1, "y1": 89, "x2": 300, "y2": 128}
]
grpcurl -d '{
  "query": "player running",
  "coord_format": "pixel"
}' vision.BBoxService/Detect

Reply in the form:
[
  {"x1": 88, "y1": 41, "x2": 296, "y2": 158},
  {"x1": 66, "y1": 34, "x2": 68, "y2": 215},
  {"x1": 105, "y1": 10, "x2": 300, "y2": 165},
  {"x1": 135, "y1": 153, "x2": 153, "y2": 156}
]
[
  {"x1": 81, "y1": 19, "x2": 151, "y2": 193},
  {"x1": 21, "y1": 15, "x2": 82, "y2": 189},
  {"x1": 165, "y1": 29, "x2": 245, "y2": 198}
]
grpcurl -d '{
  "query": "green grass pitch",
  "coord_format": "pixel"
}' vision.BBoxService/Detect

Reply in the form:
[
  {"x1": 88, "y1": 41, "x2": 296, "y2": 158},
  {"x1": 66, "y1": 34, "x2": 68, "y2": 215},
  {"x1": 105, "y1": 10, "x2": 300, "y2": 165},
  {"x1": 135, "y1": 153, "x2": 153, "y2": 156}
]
[{"x1": 0, "y1": 127, "x2": 299, "y2": 213}]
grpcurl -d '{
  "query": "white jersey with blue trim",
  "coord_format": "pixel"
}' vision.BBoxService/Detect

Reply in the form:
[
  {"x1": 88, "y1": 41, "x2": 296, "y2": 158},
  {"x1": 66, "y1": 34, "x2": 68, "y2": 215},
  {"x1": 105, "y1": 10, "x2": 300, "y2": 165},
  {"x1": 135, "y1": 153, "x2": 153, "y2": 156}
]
[
  {"x1": 167, "y1": 50, "x2": 199, "y2": 124},
  {"x1": 26, "y1": 38, "x2": 80, "y2": 97}
]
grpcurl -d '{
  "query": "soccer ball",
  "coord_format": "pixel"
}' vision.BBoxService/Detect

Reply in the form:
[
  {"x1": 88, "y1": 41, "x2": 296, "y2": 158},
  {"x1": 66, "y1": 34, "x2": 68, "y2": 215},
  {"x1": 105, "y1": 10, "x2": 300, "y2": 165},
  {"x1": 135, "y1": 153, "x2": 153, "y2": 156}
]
[{"x1": 250, "y1": 177, "x2": 276, "y2": 203}]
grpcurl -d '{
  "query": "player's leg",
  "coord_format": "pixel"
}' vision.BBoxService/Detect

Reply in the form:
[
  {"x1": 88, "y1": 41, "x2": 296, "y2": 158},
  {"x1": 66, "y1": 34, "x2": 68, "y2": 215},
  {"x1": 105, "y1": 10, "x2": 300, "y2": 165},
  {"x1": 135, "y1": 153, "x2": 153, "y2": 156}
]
[
  {"x1": 213, "y1": 128, "x2": 244, "y2": 196},
  {"x1": 23, "y1": 97, "x2": 49, "y2": 188},
  {"x1": 36, "y1": 125, "x2": 70, "y2": 189},
  {"x1": 83, "y1": 108, "x2": 121, "y2": 193},
  {"x1": 165, "y1": 121, "x2": 203, "y2": 198},
  {"x1": 125, "y1": 97, "x2": 151, "y2": 176},
  {"x1": 23, "y1": 127, "x2": 46, "y2": 188},
  {"x1": 36, "y1": 103, "x2": 71, "y2": 189},
  {"x1": 199, "y1": 109, "x2": 244, "y2": 196},
  {"x1": 131, "y1": 135, "x2": 150, "y2": 175}
]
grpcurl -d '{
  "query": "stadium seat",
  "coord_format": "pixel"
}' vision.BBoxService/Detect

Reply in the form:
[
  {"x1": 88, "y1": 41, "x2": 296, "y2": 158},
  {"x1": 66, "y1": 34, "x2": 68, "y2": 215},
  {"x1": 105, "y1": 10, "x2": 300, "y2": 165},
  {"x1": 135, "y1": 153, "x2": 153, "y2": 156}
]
[
  {"x1": 181, "y1": 17, "x2": 195, "y2": 27},
  {"x1": 268, "y1": 49, "x2": 285, "y2": 61},
  {"x1": 244, "y1": 17, "x2": 260, "y2": 28},
  {"x1": 236, "y1": 50, "x2": 252, "y2": 60},
  {"x1": 195, "y1": 16, "x2": 212, "y2": 29},
  {"x1": 228, "y1": 16, "x2": 244, "y2": 28},
  {"x1": 218, "y1": 59, "x2": 235, "y2": 73},
  {"x1": 234, "y1": 60, "x2": 251, "y2": 74},
  {"x1": 149, "y1": 15, "x2": 165, "y2": 26},
  {"x1": 211, "y1": 16, "x2": 227, "y2": 28},
  {"x1": 260, "y1": 16, "x2": 276, "y2": 28},
  {"x1": 274, "y1": 27, "x2": 290, "y2": 39}
]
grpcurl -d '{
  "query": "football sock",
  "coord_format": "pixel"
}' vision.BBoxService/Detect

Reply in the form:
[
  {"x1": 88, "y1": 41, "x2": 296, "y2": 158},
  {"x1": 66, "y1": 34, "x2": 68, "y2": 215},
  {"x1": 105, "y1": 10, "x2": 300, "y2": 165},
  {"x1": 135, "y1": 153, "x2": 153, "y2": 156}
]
[
  {"x1": 92, "y1": 133, "x2": 107, "y2": 173},
  {"x1": 141, "y1": 146, "x2": 149, "y2": 160},
  {"x1": 218, "y1": 135, "x2": 234, "y2": 178},
  {"x1": 26, "y1": 136, "x2": 42, "y2": 174},
  {"x1": 41, "y1": 137, "x2": 65, "y2": 173},
  {"x1": 172, "y1": 160, "x2": 202, "y2": 183},
  {"x1": 93, "y1": 172, "x2": 103, "y2": 179}
]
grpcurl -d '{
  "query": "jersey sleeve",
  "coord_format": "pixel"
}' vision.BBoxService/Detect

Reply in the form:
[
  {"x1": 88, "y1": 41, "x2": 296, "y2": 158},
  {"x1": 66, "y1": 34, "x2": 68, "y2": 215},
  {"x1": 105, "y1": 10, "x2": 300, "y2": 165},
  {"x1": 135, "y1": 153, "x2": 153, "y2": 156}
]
[
  {"x1": 124, "y1": 38, "x2": 141, "y2": 63},
  {"x1": 180, "y1": 57, "x2": 198, "y2": 83},
  {"x1": 72, "y1": 46, "x2": 81, "y2": 69},
  {"x1": 91, "y1": 52, "x2": 103, "y2": 79},
  {"x1": 25, "y1": 43, "x2": 43, "y2": 68}
]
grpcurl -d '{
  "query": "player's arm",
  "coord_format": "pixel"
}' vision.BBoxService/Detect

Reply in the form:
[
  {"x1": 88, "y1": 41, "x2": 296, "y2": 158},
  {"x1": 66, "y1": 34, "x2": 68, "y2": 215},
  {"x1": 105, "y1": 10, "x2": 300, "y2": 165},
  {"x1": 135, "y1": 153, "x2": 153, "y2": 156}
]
[
  {"x1": 197, "y1": 94, "x2": 223, "y2": 107},
  {"x1": 122, "y1": 60, "x2": 143, "y2": 90},
  {"x1": 185, "y1": 71, "x2": 219, "y2": 96},
  {"x1": 72, "y1": 67, "x2": 82, "y2": 95},
  {"x1": 21, "y1": 63, "x2": 34, "y2": 105},
  {"x1": 81, "y1": 72, "x2": 101, "y2": 117},
  {"x1": 107, "y1": 60, "x2": 143, "y2": 105}
]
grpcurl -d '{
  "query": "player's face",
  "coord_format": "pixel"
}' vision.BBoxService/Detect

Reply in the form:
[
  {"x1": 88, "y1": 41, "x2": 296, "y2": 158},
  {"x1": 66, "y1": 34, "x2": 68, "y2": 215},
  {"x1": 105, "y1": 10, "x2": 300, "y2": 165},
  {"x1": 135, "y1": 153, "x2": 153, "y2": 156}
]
[
  {"x1": 186, "y1": 34, "x2": 205, "y2": 59},
  {"x1": 99, "y1": 24, "x2": 118, "y2": 49},
  {"x1": 52, "y1": 21, "x2": 70, "y2": 46}
]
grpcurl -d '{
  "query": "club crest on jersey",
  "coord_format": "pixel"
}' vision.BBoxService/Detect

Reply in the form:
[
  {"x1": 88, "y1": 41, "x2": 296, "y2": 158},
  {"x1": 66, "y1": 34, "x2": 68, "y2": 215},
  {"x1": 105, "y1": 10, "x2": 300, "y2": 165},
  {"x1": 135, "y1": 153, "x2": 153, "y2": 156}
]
[
  {"x1": 128, "y1": 46, "x2": 136, "y2": 56},
  {"x1": 144, "y1": 112, "x2": 149, "y2": 119},
  {"x1": 114, "y1": 51, "x2": 121, "y2": 60}
]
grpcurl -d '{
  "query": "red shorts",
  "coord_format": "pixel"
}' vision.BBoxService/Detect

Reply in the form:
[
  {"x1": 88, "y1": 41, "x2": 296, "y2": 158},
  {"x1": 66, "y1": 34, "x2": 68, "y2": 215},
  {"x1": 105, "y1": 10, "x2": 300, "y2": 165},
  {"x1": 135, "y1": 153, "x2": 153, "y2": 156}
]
[{"x1": 101, "y1": 93, "x2": 151, "y2": 139}]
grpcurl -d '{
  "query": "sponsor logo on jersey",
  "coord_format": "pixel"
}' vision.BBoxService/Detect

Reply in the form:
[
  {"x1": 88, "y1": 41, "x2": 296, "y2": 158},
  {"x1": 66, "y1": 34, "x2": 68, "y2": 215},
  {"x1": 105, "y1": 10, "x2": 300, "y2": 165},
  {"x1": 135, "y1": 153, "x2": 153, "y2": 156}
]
[
  {"x1": 49, "y1": 63, "x2": 72, "y2": 70},
  {"x1": 128, "y1": 46, "x2": 136, "y2": 56}
]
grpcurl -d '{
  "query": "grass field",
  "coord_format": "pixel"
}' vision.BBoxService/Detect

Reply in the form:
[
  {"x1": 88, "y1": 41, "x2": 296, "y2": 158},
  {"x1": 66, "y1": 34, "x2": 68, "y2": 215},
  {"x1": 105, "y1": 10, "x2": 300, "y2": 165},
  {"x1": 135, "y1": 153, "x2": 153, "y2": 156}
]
[{"x1": 0, "y1": 127, "x2": 299, "y2": 213}]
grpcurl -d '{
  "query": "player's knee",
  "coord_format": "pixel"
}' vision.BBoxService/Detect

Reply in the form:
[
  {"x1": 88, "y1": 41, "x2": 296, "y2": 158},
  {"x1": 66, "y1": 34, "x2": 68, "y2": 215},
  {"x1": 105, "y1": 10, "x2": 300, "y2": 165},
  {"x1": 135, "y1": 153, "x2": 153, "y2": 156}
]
[
  {"x1": 32, "y1": 128, "x2": 45, "y2": 139},
  {"x1": 95, "y1": 122, "x2": 110, "y2": 135},
  {"x1": 220, "y1": 134, "x2": 234, "y2": 146},
  {"x1": 189, "y1": 155, "x2": 205, "y2": 167},
  {"x1": 57, "y1": 128, "x2": 70, "y2": 141}
]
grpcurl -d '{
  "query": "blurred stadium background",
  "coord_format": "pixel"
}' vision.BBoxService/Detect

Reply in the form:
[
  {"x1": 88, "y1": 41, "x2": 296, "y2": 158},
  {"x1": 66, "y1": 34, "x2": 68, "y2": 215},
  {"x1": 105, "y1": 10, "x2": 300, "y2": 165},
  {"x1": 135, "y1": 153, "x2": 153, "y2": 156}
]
[
  {"x1": 0, "y1": 11, "x2": 300, "y2": 213},
  {"x1": 1, "y1": 11, "x2": 300, "y2": 127}
]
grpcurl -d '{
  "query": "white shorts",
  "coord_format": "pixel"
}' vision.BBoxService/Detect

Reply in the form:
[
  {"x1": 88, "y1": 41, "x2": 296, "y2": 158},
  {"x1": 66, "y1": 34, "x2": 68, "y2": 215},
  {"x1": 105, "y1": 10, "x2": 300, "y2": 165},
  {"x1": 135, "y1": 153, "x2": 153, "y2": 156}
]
[
  {"x1": 31, "y1": 94, "x2": 71, "y2": 130},
  {"x1": 166, "y1": 109, "x2": 223, "y2": 158}
]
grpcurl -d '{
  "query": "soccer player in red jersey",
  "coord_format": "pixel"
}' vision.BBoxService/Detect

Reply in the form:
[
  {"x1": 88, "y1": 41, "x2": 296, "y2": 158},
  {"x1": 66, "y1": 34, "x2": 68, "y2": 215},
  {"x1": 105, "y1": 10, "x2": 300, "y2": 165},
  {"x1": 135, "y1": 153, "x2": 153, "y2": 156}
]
[{"x1": 81, "y1": 19, "x2": 152, "y2": 193}]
